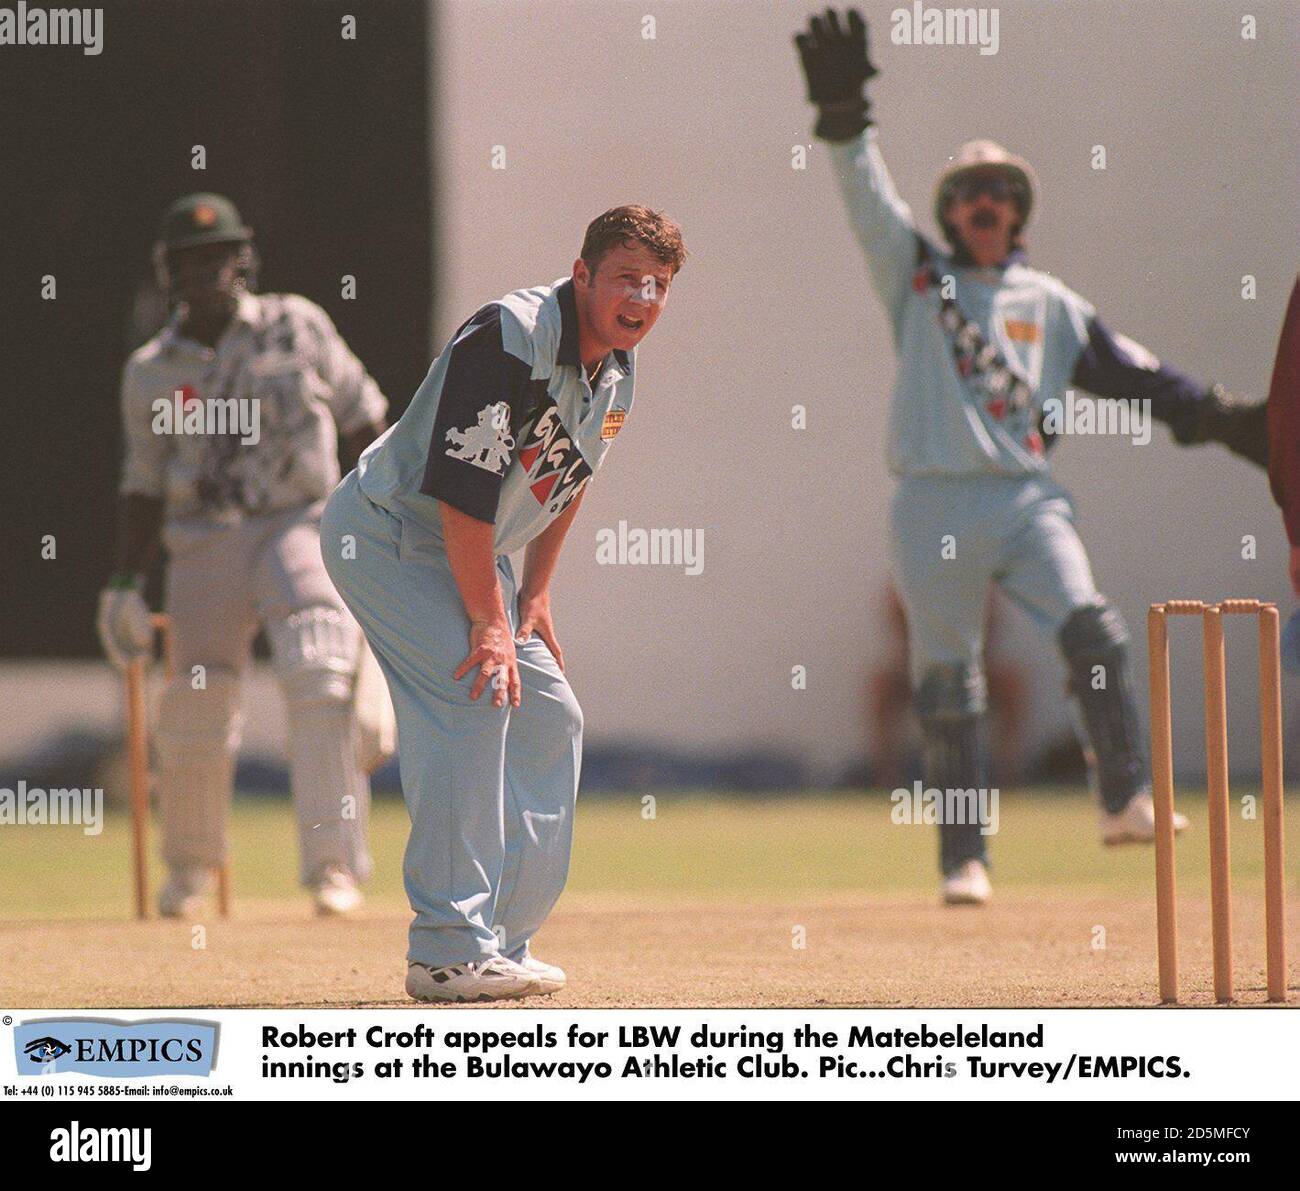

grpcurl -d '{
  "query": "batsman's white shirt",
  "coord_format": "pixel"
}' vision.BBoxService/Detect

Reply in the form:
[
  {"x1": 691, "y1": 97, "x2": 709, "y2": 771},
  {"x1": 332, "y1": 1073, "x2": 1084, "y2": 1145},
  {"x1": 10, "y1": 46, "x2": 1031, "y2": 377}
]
[{"x1": 119, "y1": 291, "x2": 387, "y2": 522}]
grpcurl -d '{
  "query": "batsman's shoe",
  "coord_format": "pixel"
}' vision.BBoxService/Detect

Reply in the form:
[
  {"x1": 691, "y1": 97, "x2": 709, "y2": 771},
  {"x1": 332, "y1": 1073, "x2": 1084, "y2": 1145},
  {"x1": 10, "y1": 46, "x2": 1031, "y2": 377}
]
[
  {"x1": 942, "y1": 859, "x2": 992, "y2": 906},
  {"x1": 157, "y1": 867, "x2": 212, "y2": 918},
  {"x1": 312, "y1": 867, "x2": 364, "y2": 917},
  {"x1": 405, "y1": 955, "x2": 544, "y2": 1004},
  {"x1": 518, "y1": 953, "x2": 567, "y2": 994},
  {"x1": 1101, "y1": 791, "x2": 1189, "y2": 846}
]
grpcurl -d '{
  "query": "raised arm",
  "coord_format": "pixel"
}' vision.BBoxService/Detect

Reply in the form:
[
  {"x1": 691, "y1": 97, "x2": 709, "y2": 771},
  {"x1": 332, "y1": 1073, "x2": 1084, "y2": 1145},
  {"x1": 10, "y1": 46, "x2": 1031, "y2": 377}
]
[{"x1": 796, "y1": 8, "x2": 920, "y2": 317}]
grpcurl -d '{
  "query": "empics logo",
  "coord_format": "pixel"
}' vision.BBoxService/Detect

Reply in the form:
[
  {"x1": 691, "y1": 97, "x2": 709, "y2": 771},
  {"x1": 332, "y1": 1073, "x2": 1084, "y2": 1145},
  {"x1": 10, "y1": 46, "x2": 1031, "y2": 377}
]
[
  {"x1": 49, "y1": 1122, "x2": 151, "y2": 1172},
  {"x1": 15, "y1": 1018, "x2": 218, "y2": 1077}
]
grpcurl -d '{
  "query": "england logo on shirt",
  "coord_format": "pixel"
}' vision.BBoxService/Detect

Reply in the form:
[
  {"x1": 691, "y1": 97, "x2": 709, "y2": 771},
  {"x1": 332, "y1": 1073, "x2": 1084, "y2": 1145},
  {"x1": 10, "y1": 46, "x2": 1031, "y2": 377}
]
[{"x1": 445, "y1": 401, "x2": 515, "y2": 474}]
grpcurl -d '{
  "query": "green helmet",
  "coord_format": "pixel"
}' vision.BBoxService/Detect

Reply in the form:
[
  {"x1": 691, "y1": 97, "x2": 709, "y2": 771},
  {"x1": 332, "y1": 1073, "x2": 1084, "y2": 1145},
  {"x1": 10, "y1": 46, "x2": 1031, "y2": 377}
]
[{"x1": 158, "y1": 193, "x2": 252, "y2": 252}]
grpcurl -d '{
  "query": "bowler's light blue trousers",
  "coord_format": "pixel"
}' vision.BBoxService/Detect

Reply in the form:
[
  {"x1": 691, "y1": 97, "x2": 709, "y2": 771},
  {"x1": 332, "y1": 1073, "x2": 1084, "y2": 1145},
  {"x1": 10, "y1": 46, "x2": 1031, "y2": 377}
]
[{"x1": 321, "y1": 471, "x2": 581, "y2": 969}]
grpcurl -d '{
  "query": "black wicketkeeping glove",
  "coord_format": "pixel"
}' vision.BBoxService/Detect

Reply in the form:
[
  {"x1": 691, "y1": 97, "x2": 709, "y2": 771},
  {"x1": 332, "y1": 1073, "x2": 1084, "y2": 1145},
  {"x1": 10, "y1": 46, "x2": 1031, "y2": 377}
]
[
  {"x1": 794, "y1": 8, "x2": 878, "y2": 142},
  {"x1": 1169, "y1": 384, "x2": 1270, "y2": 469}
]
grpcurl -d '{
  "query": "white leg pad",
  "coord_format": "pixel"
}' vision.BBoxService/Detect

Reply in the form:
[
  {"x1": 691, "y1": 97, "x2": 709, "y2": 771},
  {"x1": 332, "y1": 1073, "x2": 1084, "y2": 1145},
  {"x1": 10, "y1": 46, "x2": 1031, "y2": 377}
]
[
  {"x1": 154, "y1": 672, "x2": 242, "y2": 869},
  {"x1": 268, "y1": 606, "x2": 372, "y2": 885}
]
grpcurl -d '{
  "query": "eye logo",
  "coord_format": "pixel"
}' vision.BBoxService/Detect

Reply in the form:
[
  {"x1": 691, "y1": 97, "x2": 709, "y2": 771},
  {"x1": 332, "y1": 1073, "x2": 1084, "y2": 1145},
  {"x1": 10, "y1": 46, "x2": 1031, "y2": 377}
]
[{"x1": 23, "y1": 1037, "x2": 71, "y2": 1061}]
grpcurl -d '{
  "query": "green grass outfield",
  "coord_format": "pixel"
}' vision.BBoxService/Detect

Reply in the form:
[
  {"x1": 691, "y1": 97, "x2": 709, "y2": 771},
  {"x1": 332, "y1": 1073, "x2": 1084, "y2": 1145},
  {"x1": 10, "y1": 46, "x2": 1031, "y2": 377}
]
[{"x1": 1, "y1": 787, "x2": 1293, "y2": 920}]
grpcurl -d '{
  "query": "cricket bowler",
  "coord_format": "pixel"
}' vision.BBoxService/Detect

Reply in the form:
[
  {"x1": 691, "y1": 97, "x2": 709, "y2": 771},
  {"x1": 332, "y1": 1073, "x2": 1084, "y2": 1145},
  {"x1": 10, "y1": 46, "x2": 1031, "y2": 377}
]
[
  {"x1": 321, "y1": 206, "x2": 685, "y2": 1001},
  {"x1": 98, "y1": 193, "x2": 390, "y2": 918},
  {"x1": 795, "y1": 10, "x2": 1265, "y2": 904}
]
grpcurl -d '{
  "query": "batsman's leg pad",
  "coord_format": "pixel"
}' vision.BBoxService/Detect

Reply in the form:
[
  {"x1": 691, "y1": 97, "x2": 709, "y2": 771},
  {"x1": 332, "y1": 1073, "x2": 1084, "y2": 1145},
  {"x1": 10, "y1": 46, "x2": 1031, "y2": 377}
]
[
  {"x1": 268, "y1": 606, "x2": 372, "y2": 885},
  {"x1": 154, "y1": 671, "x2": 242, "y2": 869},
  {"x1": 916, "y1": 662, "x2": 991, "y2": 876},
  {"x1": 1058, "y1": 600, "x2": 1148, "y2": 813}
]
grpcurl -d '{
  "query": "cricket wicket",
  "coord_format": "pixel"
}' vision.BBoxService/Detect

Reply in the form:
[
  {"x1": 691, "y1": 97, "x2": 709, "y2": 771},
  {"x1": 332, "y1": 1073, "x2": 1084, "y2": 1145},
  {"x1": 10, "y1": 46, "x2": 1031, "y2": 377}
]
[
  {"x1": 1147, "y1": 600, "x2": 1286, "y2": 1004},
  {"x1": 125, "y1": 612, "x2": 231, "y2": 920}
]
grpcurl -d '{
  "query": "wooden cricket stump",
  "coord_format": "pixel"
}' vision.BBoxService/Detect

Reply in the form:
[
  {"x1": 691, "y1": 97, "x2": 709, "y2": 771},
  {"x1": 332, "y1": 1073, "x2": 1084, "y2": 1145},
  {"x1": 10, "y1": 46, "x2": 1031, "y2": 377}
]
[
  {"x1": 125, "y1": 612, "x2": 232, "y2": 920},
  {"x1": 1147, "y1": 600, "x2": 1287, "y2": 1004}
]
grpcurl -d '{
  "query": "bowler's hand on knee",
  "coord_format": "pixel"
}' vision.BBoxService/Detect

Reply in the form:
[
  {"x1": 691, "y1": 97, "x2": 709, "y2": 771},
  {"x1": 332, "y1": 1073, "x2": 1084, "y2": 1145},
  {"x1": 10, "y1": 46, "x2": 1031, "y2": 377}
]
[
  {"x1": 455, "y1": 619, "x2": 521, "y2": 708},
  {"x1": 515, "y1": 589, "x2": 564, "y2": 671}
]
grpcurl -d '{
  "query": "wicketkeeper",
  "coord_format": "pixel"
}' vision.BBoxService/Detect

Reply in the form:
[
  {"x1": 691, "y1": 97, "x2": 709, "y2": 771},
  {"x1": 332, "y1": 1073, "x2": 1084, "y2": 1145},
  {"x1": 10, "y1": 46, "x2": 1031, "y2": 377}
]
[
  {"x1": 322, "y1": 206, "x2": 685, "y2": 1001},
  {"x1": 98, "y1": 193, "x2": 392, "y2": 918},
  {"x1": 795, "y1": 10, "x2": 1264, "y2": 904}
]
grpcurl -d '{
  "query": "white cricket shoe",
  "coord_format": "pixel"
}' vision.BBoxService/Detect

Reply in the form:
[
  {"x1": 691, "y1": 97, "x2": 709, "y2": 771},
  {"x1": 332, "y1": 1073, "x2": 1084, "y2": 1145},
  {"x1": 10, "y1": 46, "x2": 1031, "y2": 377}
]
[
  {"x1": 157, "y1": 867, "x2": 212, "y2": 918},
  {"x1": 942, "y1": 859, "x2": 992, "y2": 906},
  {"x1": 1101, "y1": 791, "x2": 1189, "y2": 846},
  {"x1": 405, "y1": 955, "x2": 544, "y2": 1004},
  {"x1": 518, "y1": 953, "x2": 566, "y2": 994},
  {"x1": 312, "y1": 867, "x2": 364, "y2": 916}
]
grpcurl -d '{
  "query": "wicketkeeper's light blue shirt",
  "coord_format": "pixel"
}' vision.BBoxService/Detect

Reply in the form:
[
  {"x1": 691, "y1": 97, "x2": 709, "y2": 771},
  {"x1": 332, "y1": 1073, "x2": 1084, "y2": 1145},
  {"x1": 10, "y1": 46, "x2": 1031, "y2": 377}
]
[{"x1": 830, "y1": 129, "x2": 1096, "y2": 477}]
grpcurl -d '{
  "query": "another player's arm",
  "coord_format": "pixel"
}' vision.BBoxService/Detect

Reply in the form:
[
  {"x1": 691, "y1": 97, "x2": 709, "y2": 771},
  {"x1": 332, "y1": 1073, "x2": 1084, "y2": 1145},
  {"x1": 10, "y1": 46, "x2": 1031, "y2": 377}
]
[
  {"x1": 307, "y1": 298, "x2": 391, "y2": 474},
  {"x1": 440, "y1": 501, "x2": 520, "y2": 709},
  {"x1": 1265, "y1": 279, "x2": 1300, "y2": 594},
  {"x1": 515, "y1": 488, "x2": 585, "y2": 671},
  {"x1": 114, "y1": 493, "x2": 165, "y2": 578},
  {"x1": 98, "y1": 363, "x2": 167, "y2": 667},
  {"x1": 111, "y1": 359, "x2": 171, "y2": 583},
  {"x1": 795, "y1": 9, "x2": 918, "y2": 314},
  {"x1": 1067, "y1": 314, "x2": 1268, "y2": 467},
  {"x1": 339, "y1": 418, "x2": 387, "y2": 474}
]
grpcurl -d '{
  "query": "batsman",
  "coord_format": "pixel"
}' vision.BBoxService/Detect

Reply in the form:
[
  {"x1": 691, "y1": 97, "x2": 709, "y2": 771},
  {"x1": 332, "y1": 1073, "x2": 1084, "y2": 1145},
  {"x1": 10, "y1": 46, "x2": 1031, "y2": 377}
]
[
  {"x1": 795, "y1": 10, "x2": 1265, "y2": 904},
  {"x1": 98, "y1": 194, "x2": 391, "y2": 918}
]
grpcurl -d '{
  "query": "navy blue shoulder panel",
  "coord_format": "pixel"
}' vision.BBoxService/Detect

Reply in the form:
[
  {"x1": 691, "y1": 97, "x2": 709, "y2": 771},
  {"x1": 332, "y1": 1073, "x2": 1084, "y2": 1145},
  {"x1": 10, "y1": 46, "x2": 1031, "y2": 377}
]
[{"x1": 420, "y1": 305, "x2": 534, "y2": 524}]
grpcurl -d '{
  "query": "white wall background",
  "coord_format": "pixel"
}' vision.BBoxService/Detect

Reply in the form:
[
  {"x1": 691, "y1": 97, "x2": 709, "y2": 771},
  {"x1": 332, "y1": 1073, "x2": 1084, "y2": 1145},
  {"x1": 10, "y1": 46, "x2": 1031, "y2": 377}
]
[{"x1": 429, "y1": 0, "x2": 1299, "y2": 779}]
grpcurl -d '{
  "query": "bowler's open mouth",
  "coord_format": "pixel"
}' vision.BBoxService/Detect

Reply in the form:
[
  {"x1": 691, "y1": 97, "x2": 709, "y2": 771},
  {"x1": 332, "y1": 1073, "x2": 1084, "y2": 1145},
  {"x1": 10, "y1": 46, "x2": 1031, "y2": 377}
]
[{"x1": 617, "y1": 314, "x2": 644, "y2": 330}]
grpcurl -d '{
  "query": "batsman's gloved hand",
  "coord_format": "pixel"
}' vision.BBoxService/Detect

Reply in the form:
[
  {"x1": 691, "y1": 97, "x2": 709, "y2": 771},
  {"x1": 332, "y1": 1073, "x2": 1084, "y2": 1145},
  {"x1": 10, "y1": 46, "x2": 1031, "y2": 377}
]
[
  {"x1": 96, "y1": 573, "x2": 154, "y2": 671},
  {"x1": 794, "y1": 8, "x2": 878, "y2": 142},
  {"x1": 1169, "y1": 384, "x2": 1269, "y2": 469}
]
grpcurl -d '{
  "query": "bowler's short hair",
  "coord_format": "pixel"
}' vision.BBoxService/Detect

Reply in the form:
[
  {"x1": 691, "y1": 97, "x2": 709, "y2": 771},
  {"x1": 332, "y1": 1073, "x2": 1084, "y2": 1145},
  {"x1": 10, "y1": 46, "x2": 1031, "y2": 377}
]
[{"x1": 581, "y1": 206, "x2": 686, "y2": 276}]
